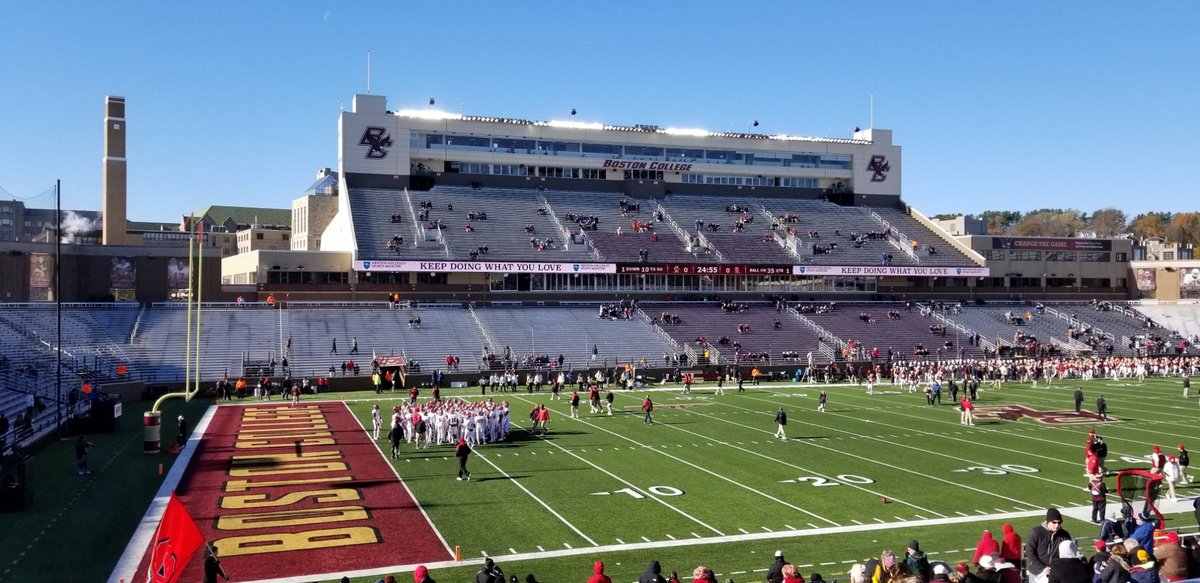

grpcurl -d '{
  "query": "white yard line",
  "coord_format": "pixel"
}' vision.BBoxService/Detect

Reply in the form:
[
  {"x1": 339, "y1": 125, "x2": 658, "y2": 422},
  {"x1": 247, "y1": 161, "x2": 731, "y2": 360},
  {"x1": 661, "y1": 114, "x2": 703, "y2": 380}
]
[
  {"x1": 471, "y1": 446, "x2": 599, "y2": 547},
  {"x1": 684, "y1": 400, "x2": 1041, "y2": 508},
  {"x1": 545, "y1": 400, "x2": 841, "y2": 527}
]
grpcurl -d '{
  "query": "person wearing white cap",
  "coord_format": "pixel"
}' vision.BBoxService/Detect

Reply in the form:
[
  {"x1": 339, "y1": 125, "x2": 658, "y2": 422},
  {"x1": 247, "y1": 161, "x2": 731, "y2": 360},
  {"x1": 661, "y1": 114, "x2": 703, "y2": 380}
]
[
  {"x1": 981, "y1": 553, "x2": 1019, "y2": 583},
  {"x1": 766, "y1": 550, "x2": 789, "y2": 583},
  {"x1": 176, "y1": 415, "x2": 188, "y2": 448},
  {"x1": 1048, "y1": 540, "x2": 1090, "y2": 583},
  {"x1": 847, "y1": 564, "x2": 867, "y2": 583}
]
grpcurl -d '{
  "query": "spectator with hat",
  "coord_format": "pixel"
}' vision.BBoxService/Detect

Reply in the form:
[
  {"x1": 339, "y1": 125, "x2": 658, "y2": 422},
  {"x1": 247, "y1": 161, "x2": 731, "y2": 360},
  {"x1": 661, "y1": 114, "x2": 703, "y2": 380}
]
[
  {"x1": 1025, "y1": 508, "x2": 1073, "y2": 583},
  {"x1": 1127, "y1": 549, "x2": 1156, "y2": 583},
  {"x1": 930, "y1": 564, "x2": 952, "y2": 583},
  {"x1": 1129, "y1": 512, "x2": 1155, "y2": 555},
  {"x1": 588, "y1": 561, "x2": 612, "y2": 583},
  {"x1": 1153, "y1": 531, "x2": 1186, "y2": 582},
  {"x1": 980, "y1": 553, "x2": 1019, "y2": 583},
  {"x1": 1048, "y1": 540, "x2": 1091, "y2": 583},
  {"x1": 905, "y1": 540, "x2": 932, "y2": 582},
  {"x1": 767, "y1": 550, "x2": 790, "y2": 583},
  {"x1": 973, "y1": 530, "x2": 999, "y2": 566},
  {"x1": 476, "y1": 557, "x2": 504, "y2": 583},
  {"x1": 848, "y1": 564, "x2": 868, "y2": 583}
]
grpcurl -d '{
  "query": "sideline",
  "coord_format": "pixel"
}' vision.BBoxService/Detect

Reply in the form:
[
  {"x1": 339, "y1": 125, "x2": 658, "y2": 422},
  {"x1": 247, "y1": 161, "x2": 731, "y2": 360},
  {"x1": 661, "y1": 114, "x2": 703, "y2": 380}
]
[
  {"x1": 235, "y1": 499, "x2": 1200, "y2": 583},
  {"x1": 107, "y1": 405, "x2": 218, "y2": 583}
]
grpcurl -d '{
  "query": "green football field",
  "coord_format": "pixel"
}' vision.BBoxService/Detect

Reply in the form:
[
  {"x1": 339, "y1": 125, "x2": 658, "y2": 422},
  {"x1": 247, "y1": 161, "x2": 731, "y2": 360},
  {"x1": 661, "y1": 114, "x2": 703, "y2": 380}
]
[
  {"x1": 339, "y1": 376, "x2": 1200, "y2": 583},
  {"x1": 8, "y1": 376, "x2": 1198, "y2": 583}
]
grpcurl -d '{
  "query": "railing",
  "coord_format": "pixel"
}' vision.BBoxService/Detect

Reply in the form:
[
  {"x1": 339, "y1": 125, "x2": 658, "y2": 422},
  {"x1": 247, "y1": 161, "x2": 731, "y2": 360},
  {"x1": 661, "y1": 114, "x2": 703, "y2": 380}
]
[
  {"x1": 657, "y1": 204, "x2": 728, "y2": 262},
  {"x1": 1045, "y1": 305, "x2": 1116, "y2": 344},
  {"x1": 867, "y1": 209, "x2": 918, "y2": 262},
  {"x1": 905, "y1": 204, "x2": 989, "y2": 265},
  {"x1": 785, "y1": 306, "x2": 847, "y2": 354},
  {"x1": 468, "y1": 304, "x2": 501, "y2": 370},
  {"x1": 401, "y1": 186, "x2": 428, "y2": 244},
  {"x1": 129, "y1": 305, "x2": 145, "y2": 343},
  {"x1": 757, "y1": 203, "x2": 805, "y2": 261},
  {"x1": 539, "y1": 195, "x2": 603, "y2": 260},
  {"x1": 0, "y1": 302, "x2": 139, "y2": 310}
]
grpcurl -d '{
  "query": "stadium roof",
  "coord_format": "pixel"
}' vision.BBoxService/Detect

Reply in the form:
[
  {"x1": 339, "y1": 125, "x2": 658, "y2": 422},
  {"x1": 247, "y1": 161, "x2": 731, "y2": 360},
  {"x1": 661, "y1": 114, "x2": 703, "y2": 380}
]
[
  {"x1": 127, "y1": 220, "x2": 178, "y2": 232},
  {"x1": 191, "y1": 205, "x2": 291, "y2": 229}
]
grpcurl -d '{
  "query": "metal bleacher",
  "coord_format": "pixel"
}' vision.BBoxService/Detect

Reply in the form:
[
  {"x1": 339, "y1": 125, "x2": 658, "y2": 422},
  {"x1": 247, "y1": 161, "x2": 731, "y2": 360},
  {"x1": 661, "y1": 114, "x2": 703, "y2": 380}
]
[
  {"x1": 660, "y1": 195, "x2": 796, "y2": 264},
  {"x1": 413, "y1": 185, "x2": 597, "y2": 262},
  {"x1": 473, "y1": 306, "x2": 675, "y2": 369},
  {"x1": 803, "y1": 303, "x2": 987, "y2": 361},
  {"x1": 542, "y1": 190, "x2": 704, "y2": 263},
  {"x1": 650, "y1": 304, "x2": 825, "y2": 364},
  {"x1": 758, "y1": 199, "x2": 914, "y2": 266}
]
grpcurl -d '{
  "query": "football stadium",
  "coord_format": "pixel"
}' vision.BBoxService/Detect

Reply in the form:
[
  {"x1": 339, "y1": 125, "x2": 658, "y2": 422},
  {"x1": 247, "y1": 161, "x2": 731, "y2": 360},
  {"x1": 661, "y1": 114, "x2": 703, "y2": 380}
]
[{"x1": 0, "y1": 93, "x2": 1198, "y2": 583}]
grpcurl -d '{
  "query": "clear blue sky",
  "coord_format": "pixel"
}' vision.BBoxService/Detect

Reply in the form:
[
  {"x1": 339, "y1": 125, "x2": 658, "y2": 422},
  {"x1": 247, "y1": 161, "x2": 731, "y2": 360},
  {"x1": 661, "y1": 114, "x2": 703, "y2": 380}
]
[{"x1": 1, "y1": 1, "x2": 1196, "y2": 222}]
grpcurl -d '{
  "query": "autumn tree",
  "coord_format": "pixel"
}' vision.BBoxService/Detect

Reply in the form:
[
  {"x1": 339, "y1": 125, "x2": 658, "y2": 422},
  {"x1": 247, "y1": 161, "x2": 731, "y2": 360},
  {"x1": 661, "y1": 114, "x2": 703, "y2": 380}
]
[
  {"x1": 1088, "y1": 208, "x2": 1127, "y2": 237},
  {"x1": 1166, "y1": 212, "x2": 1200, "y2": 246},
  {"x1": 1014, "y1": 209, "x2": 1085, "y2": 237},
  {"x1": 1128, "y1": 212, "x2": 1172, "y2": 240},
  {"x1": 976, "y1": 210, "x2": 1022, "y2": 235}
]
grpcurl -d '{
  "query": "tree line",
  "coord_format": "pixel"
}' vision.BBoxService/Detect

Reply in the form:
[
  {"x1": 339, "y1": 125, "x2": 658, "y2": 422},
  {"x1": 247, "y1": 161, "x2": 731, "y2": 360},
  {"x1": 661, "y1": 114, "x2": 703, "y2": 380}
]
[{"x1": 929, "y1": 208, "x2": 1200, "y2": 245}]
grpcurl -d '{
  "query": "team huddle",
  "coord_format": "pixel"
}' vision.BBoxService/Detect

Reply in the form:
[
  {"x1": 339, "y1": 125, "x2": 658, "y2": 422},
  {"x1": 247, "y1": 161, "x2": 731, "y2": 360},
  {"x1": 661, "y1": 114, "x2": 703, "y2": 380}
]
[{"x1": 371, "y1": 398, "x2": 512, "y2": 456}]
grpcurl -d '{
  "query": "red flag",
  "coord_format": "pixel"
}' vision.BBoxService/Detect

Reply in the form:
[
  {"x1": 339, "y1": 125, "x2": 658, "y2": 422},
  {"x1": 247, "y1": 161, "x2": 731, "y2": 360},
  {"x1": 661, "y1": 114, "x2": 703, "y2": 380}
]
[{"x1": 147, "y1": 492, "x2": 205, "y2": 583}]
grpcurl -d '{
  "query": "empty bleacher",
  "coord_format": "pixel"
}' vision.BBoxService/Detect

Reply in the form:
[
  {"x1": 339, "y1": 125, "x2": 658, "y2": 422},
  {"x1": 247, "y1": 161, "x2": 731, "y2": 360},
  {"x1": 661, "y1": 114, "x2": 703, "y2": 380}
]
[
  {"x1": 1133, "y1": 302, "x2": 1200, "y2": 340},
  {"x1": 871, "y1": 207, "x2": 977, "y2": 266},
  {"x1": 410, "y1": 185, "x2": 597, "y2": 262},
  {"x1": 472, "y1": 307, "x2": 676, "y2": 369}
]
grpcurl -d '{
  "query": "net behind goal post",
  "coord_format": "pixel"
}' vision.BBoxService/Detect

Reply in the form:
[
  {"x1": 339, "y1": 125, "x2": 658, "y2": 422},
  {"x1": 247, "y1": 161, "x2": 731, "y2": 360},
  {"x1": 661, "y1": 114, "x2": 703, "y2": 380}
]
[{"x1": 1115, "y1": 469, "x2": 1164, "y2": 529}]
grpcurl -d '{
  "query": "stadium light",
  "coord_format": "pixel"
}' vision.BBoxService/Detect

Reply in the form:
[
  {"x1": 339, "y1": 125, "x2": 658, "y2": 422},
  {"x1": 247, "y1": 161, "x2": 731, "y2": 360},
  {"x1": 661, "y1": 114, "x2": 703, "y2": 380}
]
[
  {"x1": 394, "y1": 108, "x2": 462, "y2": 121},
  {"x1": 545, "y1": 120, "x2": 604, "y2": 130},
  {"x1": 664, "y1": 127, "x2": 709, "y2": 137}
]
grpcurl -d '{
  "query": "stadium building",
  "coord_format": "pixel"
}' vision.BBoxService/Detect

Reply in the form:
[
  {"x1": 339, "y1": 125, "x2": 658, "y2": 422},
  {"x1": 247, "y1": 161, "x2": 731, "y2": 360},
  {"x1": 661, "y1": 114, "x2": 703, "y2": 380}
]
[{"x1": 236, "y1": 93, "x2": 1000, "y2": 299}]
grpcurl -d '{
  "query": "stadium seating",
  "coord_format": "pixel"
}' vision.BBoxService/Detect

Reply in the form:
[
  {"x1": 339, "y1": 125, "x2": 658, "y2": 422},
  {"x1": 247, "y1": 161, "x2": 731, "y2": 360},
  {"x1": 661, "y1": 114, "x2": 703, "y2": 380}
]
[
  {"x1": 659, "y1": 195, "x2": 796, "y2": 264},
  {"x1": 1133, "y1": 302, "x2": 1200, "y2": 340},
  {"x1": 649, "y1": 304, "x2": 826, "y2": 364},
  {"x1": 541, "y1": 190, "x2": 707, "y2": 263},
  {"x1": 802, "y1": 303, "x2": 988, "y2": 361},
  {"x1": 757, "y1": 198, "x2": 916, "y2": 266},
  {"x1": 870, "y1": 207, "x2": 977, "y2": 266},
  {"x1": 472, "y1": 307, "x2": 676, "y2": 369}
]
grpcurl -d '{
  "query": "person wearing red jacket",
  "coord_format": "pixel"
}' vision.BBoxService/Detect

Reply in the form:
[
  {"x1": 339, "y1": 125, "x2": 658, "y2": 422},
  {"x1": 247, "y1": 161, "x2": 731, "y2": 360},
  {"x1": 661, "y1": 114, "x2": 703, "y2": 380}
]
[
  {"x1": 1000, "y1": 523, "x2": 1022, "y2": 563},
  {"x1": 588, "y1": 561, "x2": 612, "y2": 583},
  {"x1": 973, "y1": 530, "x2": 1000, "y2": 565},
  {"x1": 535, "y1": 404, "x2": 550, "y2": 435},
  {"x1": 642, "y1": 396, "x2": 654, "y2": 424},
  {"x1": 455, "y1": 438, "x2": 472, "y2": 481}
]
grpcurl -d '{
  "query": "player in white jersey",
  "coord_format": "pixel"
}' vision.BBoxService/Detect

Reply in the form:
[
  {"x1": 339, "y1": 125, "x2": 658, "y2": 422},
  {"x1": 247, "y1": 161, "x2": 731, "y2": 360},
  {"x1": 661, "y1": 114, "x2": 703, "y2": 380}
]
[{"x1": 371, "y1": 404, "x2": 383, "y2": 440}]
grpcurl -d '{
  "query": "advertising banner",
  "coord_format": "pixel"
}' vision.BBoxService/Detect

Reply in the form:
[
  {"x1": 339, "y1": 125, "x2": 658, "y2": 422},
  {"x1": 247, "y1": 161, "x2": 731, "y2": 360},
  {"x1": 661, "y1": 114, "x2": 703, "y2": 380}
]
[
  {"x1": 1135, "y1": 268, "x2": 1157, "y2": 291},
  {"x1": 29, "y1": 253, "x2": 53, "y2": 288},
  {"x1": 992, "y1": 237, "x2": 1111, "y2": 251},
  {"x1": 353, "y1": 260, "x2": 617, "y2": 274},
  {"x1": 167, "y1": 257, "x2": 190, "y2": 288},
  {"x1": 792, "y1": 265, "x2": 991, "y2": 277},
  {"x1": 110, "y1": 257, "x2": 136, "y2": 288},
  {"x1": 1181, "y1": 267, "x2": 1200, "y2": 291}
]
